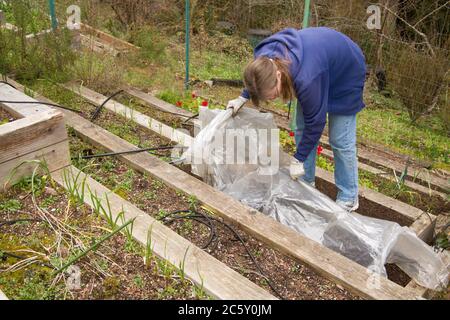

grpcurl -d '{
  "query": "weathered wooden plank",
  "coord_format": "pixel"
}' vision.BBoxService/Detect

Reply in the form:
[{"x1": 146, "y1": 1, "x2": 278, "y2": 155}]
[
  {"x1": 409, "y1": 213, "x2": 437, "y2": 244},
  {"x1": 7, "y1": 77, "x2": 423, "y2": 300},
  {"x1": 1, "y1": 140, "x2": 70, "y2": 189},
  {"x1": 0, "y1": 83, "x2": 53, "y2": 117},
  {"x1": 53, "y1": 165, "x2": 276, "y2": 300},
  {"x1": 80, "y1": 34, "x2": 120, "y2": 56},
  {"x1": 64, "y1": 83, "x2": 193, "y2": 147},
  {"x1": 0, "y1": 110, "x2": 67, "y2": 164},
  {"x1": 80, "y1": 23, "x2": 139, "y2": 52}
]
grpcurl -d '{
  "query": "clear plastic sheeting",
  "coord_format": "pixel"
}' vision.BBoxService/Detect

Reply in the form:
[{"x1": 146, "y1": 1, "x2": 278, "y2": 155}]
[{"x1": 183, "y1": 107, "x2": 449, "y2": 290}]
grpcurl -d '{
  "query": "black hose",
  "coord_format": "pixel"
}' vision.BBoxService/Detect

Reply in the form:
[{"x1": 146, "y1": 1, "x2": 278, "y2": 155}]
[
  {"x1": 182, "y1": 113, "x2": 199, "y2": 124},
  {"x1": 158, "y1": 209, "x2": 285, "y2": 299},
  {"x1": 90, "y1": 89, "x2": 124, "y2": 121},
  {"x1": 0, "y1": 81, "x2": 17, "y2": 89},
  {"x1": 72, "y1": 145, "x2": 186, "y2": 160}
]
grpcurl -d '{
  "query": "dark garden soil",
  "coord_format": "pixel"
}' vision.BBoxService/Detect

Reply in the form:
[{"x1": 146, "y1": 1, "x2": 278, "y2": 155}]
[{"x1": 0, "y1": 178, "x2": 200, "y2": 300}]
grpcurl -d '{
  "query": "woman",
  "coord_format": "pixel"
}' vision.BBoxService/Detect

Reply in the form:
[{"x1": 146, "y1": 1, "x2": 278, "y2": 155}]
[{"x1": 227, "y1": 27, "x2": 366, "y2": 212}]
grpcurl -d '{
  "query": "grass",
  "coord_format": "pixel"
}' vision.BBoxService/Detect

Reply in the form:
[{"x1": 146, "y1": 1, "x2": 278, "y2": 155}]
[{"x1": 358, "y1": 93, "x2": 449, "y2": 170}]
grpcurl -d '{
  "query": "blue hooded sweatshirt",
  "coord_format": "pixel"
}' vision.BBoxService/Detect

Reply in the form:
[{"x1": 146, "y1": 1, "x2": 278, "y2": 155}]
[{"x1": 241, "y1": 27, "x2": 367, "y2": 162}]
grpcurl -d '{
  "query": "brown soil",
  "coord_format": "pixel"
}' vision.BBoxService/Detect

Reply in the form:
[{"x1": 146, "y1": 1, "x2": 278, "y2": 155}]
[
  {"x1": 0, "y1": 107, "x2": 16, "y2": 124},
  {"x1": 0, "y1": 180, "x2": 199, "y2": 300}
]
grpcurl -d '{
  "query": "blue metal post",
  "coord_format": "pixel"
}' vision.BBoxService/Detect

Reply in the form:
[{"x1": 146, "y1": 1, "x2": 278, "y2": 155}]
[
  {"x1": 302, "y1": 0, "x2": 311, "y2": 29},
  {"x1": 49, "y1": 0, "x2": 57, "y2": 30},
  {"x1": 185, "y1": 0, "x2": 190, "y2": 90}
]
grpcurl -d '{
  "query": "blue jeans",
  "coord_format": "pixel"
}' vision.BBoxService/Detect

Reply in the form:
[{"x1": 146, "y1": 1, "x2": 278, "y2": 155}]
[{"x1": 295, "y1": 108, "x2": 358, "y2": 203}]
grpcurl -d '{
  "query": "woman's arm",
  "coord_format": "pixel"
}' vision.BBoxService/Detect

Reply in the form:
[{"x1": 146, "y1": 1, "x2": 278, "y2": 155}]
[{"x1": 294, "y1": 71, "x2": 329, "y2": 162}]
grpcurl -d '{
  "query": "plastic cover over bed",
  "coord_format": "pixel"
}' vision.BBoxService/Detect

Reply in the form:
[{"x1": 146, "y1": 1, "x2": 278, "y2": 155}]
[{"x1": 182, "y1": 107, "x2": 449, "y2": 290}]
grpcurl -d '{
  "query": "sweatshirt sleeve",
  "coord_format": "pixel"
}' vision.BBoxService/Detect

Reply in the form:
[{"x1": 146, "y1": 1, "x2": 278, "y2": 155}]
[
  {"x1": 241, "y1": 88, "x2": 250, "y2": 99},
  {"x1": 294, "y1": 71, "x2": 329, "y2": 162}
]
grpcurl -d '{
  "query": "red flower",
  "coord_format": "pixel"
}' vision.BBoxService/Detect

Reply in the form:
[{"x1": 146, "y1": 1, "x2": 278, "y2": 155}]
[
  {"x1": 289, "y1": 131, "x2": 295, "y2": 137},
  {"x1": 201, "y1": 100, "x2": 208, "y2": 107},
  {"x1": 317, "y1": 145, "x2": 323, "y2": 156},
  {"x1": 191, "y1": 92, "x2": 197, "y2": 98},
  {"x1": 176, "y1": 101, "x2": 182, "y2": 107}
]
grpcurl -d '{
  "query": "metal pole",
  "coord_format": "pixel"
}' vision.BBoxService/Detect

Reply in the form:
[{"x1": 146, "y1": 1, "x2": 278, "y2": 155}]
[
  {"x1": 185, "y1": 0, "x2": 190, "y2": 90},
  {"x1": 48, "y1": 0, "x2": 57, "y2": 30},
  {"x1": 302, "y1": 0, "x2": 311, "y2": 29}
]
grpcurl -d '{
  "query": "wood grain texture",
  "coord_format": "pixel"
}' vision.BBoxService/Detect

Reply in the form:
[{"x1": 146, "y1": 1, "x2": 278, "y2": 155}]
[
  {"x1": 0, "y1": 110, "x2": 67, "y2": 164},
  {"x1": 1, "y1": 140, "x2": 70, "y2": 189}
]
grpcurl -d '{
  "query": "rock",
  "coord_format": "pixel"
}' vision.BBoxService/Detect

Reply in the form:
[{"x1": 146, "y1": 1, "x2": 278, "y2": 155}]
[{"x1": 44, "y1": 186, "x2": 58, "y2": 196}]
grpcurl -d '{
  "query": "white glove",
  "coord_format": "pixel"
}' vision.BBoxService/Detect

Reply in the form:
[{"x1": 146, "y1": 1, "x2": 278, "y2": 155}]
[
  {"x1": 226, "y1": 96, "x2": 248, "y2": 115},
  {"x1": 290, "y1": 157, "x2": 305, "y2": 180}
]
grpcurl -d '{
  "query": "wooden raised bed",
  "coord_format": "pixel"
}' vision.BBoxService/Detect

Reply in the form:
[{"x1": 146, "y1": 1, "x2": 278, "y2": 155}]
[
  {"x1": 22, "y1": 83, "x2": 425, "y2": 300},
  {"x1": 0, "y1": 83, "x2": 70, "y2": 190},
  {"x1": 64, "y1": 85, "x2": 439, "y2": 297}
]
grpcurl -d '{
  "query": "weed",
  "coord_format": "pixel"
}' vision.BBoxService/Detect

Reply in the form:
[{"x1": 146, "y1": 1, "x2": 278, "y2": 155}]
[{"x1": 0, "y1": 199, "x2": 22, "y2": 212}]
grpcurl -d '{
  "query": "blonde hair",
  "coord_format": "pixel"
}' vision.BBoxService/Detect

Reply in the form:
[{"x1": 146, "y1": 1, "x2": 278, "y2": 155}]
[{"x1": 243, "y1": 56, "x2": 295, "y2": 107}]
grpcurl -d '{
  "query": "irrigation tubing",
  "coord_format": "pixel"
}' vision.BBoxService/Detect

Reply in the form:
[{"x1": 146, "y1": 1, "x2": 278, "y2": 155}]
[
  {"x1": 158, "y1": 209, "x2": 285, "y2": 299},
  {"x1": 90, "y1": 89, "x2": 124, "y2": 121},
  {"x1": 72, "y1": 145, "x2": 187, "y2": 160}
]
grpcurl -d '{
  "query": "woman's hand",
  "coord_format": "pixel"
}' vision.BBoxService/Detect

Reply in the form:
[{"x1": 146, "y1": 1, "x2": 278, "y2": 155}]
[{"x1": 226, "y1": 96, "x2": 248, "y2": 115}]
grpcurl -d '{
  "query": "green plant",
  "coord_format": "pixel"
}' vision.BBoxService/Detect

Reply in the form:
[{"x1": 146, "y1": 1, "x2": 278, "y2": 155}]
[
  {"x1": 177, "y1": 247, "x2": 189, "y2": 282},
  {"x1": 0, "y1": 0, "x2": 75, "y2": 82},
  {"x1": 55, "y1": 217, "x2": 135, "y2": 274},
  {"x1": 188, "y1": 197, "x2": 198, "y2": 211},
  {"x1": 71, "y1": 53, "x2": 124, "y2": 93},
  {"x1": 133, "y1": 275, "x2": 144, "y2": 288},
  {"x1": 0, "y1": 199, "x2": 22, "y2": 212},
  {"x1": 62, "y1": 166, "x2": 88, "y2": 205},
  {"x1": 130, "y1": 26, "x2": 167, "y2": 64},
  {"x1": 144, "y1": 225, "x2": 154, "y2": 267}
]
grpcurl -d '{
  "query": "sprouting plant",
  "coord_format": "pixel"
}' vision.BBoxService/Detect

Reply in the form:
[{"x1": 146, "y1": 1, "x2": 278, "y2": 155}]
[
  {"x1": 178, "y1": 247, "x2": 189, "y2": 282},
  {"x1": 144, "y1": 224, "x2": 154, "y2": 267},
  {"x1": 55, "y1": 218, "x2": 136, "y2": 274},
  {"x1": 117, "y1": 209, "x2": 134, "y2": 243},
  {"x1": 0, "y1": 199, "x2": 22, "y2": 212},
  {"x1": 193, "y1": 267, "x2": 208, "y2": 300},
  {"x1": 188, "y1": 195, "x2": 198, "y2": 210},
  {"x1": 62, "y1": 166, "x2": 89, "y2": 205},
  {"x1": 5, "y1": 159, "x2": 50, "y2": 192},
  {"x1": 157, "y1": 209, "x2": 168, "y2": 220}
]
